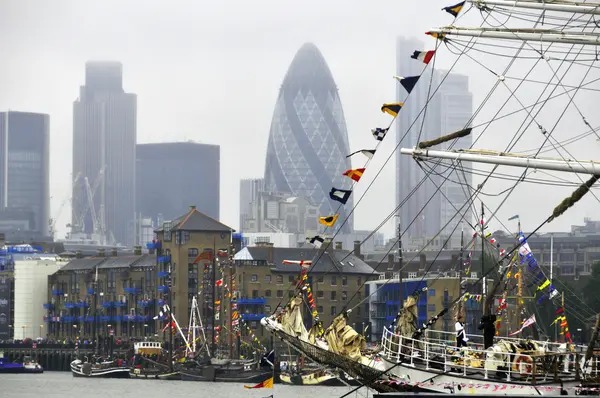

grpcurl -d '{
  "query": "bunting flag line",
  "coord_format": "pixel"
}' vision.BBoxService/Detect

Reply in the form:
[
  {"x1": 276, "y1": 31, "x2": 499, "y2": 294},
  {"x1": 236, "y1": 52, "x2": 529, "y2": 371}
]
[
  {"x1": 153, "y1": 304, "x2": 170, "y2": 320},
  {"x1": 411, "y1": 50, "x2": 435, "y2": 65},
  {"x1": 318, "y1": 214, "x2": 339, "y2": 227},
  {"x1": 306, "y1": 235, "x2": 324, "y2": 248},
  {"x1": 346, "y1": 149, "x2": 376, "y2": 160},
  {"x1": 244, "y1": 377, "x2": 274, "y2": 389},
  {"x1": 443, "y1": 1, "x2": 465, "y2": 17},
  {"x1": 381, "y1": 103, "x2": 403, "y2": 117},
  {"x1": 329, "y1": 188, "x2": 352, "y2": 204},
  {"x1": 372, "y1": 127, "x2": 389, "y2": 141},
  {"x1": 508, "y1": 314, "x2": 536, "y2": 336},
  {"x1": 393, "y1": 75, "x2": 421, "y2": 94},
  {"x1": 343, "y1": 168, "x2": 366, "y2": 182}
]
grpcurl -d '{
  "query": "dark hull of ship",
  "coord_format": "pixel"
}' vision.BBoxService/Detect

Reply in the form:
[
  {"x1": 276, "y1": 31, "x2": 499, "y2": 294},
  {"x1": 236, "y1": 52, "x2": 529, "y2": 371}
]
[
  {"x1": 129, "y1": 368, "x2": 180, "y2": 380},
  {"x1": 70, "y1": 360, "x2": 131, "y2": 378},
  {"x1": 180, "y1": 365, "x2": 272, "y2": 383}
]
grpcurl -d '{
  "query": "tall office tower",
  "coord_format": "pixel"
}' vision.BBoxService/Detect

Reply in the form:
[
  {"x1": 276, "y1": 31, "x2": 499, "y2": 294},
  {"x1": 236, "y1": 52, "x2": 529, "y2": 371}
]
[
  {"x1": 137, "y1": 142, "x2": 220, "y2": 224},
  {"x1": 239, "y1": 178, "x2": 264, "y2": 230},
  {"x1": 72, "y1": 61, "x2": 137, "y2": 246},
  {"x1": 0, "y1": 112, "x2": 50, "y2": 237},
  {"x1": 395, "y1": 37, "x2": 472, "y2": 244},
  {"x1": 264, "y1": 43, "x2": 354, "y2": 233}
]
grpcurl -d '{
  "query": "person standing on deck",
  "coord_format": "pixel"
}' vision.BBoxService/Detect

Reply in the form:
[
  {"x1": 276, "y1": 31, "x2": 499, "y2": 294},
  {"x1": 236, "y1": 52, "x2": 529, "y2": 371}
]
[{"x1": 455, "y1": 314, "x2": 468, "y2": 347}]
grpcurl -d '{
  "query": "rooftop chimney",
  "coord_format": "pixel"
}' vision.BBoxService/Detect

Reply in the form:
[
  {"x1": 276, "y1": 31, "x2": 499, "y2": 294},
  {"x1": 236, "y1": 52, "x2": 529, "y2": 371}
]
[
  {"x1": 111, "y1": 248, "x2": 118, "y2": 257},
  {"x1": 134, "y1": 246, "x2": 142, "y2": 256},
  {"x1": 335, "y1": 242, "x2": 343, "y2": 250},
  {"x1": 97, "y1": 248, "x2": 105, "y2": 257},
  {"x1": 75, "y1": 250, "x2": 83, "y2": 259},
  {"x1": 189, "y1": 205, "x2": 196, "y2": 211},
  {"x1": 388, "y1": 253, "x2": 394, "y2": 270},
  {"x1": 419, "y1": 253, "x2": 426, "y2": 270},
  {"x1": 353, "y1": 241, "x2": 363, "y2": 260}
]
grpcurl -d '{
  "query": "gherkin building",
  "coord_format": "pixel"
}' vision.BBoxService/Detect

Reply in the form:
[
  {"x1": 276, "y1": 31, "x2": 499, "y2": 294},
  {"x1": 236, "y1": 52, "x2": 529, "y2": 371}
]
[{"x1": 264, "y1": 43, "x2": 353, "y2": 233}]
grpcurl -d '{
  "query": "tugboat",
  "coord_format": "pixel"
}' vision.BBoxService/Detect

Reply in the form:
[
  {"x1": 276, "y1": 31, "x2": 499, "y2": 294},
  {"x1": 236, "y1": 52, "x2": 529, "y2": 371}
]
[{"x1": 129, "y1": 341, "x2": 180, "y2": 380}]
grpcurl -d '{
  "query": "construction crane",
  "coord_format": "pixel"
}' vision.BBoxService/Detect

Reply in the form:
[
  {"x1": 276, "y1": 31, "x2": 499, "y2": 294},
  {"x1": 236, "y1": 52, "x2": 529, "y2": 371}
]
[
  {"x1": 70, "y1": 167, "x2": 105, "y2": 235},
  {"x1": 49, "y1": 172, "x2": 81, "y2": 239}
]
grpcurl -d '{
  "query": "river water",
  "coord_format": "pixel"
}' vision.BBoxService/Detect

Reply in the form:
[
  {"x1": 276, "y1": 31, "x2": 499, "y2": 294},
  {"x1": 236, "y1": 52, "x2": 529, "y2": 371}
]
[{"x1": 0, "y1": 372, "x2": 361, "y2": 398}]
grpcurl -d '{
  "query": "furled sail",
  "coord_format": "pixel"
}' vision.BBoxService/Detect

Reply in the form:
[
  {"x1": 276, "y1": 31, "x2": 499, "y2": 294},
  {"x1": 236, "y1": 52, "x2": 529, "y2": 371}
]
[
  {"x1": 323, "y1": 313, "x2": 366, "y2": 361},
  {"x1": 280, "y1": 296, "x2": 309, "y2": 341}
]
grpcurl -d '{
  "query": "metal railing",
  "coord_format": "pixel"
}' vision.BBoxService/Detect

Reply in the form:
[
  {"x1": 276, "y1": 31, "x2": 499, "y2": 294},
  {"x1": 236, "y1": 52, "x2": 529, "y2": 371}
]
[{"x1": 380, "y1": 327, "x2": 596, "y2": 385}]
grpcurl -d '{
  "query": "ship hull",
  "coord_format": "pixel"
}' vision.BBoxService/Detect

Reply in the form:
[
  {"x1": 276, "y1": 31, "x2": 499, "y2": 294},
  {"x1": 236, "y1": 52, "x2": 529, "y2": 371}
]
[
  {"x1": 380, "y1": 356, "x2": 578, "y2": 396},
  {"x1": 70, "y1": 360, "x2": 131, "y2": 378}
]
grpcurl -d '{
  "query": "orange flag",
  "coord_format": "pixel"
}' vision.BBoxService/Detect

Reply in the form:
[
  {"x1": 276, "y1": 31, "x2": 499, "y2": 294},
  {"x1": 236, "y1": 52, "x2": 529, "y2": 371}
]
[
  {"x1": 244, "y1": 376, "x2": 273, "y2": 389},
  {"x1": 343, "y1": 168, "x2": 366, "y2": 182}
]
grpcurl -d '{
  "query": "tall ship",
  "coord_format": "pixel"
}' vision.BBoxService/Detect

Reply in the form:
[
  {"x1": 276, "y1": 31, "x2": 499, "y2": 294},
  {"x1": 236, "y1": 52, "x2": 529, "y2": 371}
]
[{"x1": 260, "y1": 0, "x2": 600, "y2": 395}]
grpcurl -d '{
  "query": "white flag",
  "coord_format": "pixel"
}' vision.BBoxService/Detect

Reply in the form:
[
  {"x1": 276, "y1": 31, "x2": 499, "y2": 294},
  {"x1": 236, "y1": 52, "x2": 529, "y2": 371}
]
[{"x1": 509, "y1": 314, "x2": 536, "y2": 336}]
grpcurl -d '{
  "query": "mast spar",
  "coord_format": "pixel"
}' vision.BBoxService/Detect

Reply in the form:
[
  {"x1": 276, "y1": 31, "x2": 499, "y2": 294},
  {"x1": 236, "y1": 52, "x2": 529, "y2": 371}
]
[
  {"x1": 400, "y1": 148, "x2": 600, "y2": 175},
  {"x1": 468, "y1": 0, "x2": 600, "y2": 15}
]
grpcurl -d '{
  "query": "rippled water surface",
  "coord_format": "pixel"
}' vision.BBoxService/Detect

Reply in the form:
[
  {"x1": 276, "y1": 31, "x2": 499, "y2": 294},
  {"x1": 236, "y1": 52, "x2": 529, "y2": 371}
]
[{"x1": 0, "y1": 372, "x2": 359, "y2": 398}]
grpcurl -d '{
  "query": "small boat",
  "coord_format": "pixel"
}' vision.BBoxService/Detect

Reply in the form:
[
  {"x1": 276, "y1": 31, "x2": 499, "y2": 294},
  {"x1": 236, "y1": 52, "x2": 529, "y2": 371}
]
[
  {"x1": 22, "y1": 356, "x2": 43, "y2": 374},
  {"x1": 180, "y1": 357, "x2": 272, "y2": 383},
  {"x1": 0, "y1": 353, "x2": 43, "y2": 374},
  {"x1": 70, "y1": 357, "x2": 131, "y2": 378}
]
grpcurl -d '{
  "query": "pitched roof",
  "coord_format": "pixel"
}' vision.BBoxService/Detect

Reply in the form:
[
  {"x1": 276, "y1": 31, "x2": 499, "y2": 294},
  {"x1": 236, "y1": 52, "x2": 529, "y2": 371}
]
[
  {"x1": 234, "y1": 246, "x2": 376, "y2": 275},
  {"x1": 155, "y1": 207, "x2": 234, "y2": 233},
  {"x1": 57, "y1": 254, "x2": 157, "y2": 273}
]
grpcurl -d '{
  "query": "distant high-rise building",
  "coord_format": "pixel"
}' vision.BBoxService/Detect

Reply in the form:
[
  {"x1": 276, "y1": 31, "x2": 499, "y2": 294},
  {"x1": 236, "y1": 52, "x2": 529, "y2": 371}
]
[
  {"x1": 395, "y1": 37, "x2": 472, "y2": 245},
  {"x1": 0, "y1": 111, "x2": 50, "y2": 237},
  {"x1": 136, "y1": 142, "x2": 220, "y2": 228},
  {"x1": 72, "y1": 61, "x2": 137, "y2": 246},
  {"x1": 239, "y1": 178, "x2": 264, "y2": 230},
  {"x1": 264, "y1": 43, "x2": 354, "y2": 233}
]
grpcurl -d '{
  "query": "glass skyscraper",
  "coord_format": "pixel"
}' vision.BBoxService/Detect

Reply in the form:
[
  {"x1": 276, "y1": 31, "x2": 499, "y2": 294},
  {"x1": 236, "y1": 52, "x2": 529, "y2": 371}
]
[
  {"x1": 0, "y1": 111, "x2": 50, "y2": 237},
  {"x1": 264, "y1": 43, "x2": 353, "y2": 233}
]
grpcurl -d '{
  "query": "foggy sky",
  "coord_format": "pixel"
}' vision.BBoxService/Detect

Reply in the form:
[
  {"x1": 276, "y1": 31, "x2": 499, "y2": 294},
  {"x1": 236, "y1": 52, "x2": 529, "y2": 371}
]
[{"x1": 1, "y1": 0, "x2": 598, "y2": 242}]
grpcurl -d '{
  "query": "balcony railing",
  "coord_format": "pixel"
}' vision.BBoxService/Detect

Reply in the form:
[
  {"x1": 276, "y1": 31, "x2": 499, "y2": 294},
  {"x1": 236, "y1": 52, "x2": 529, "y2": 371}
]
[
  {"x1": 87, "y1": 288, "x2": 94, "y2": 294},
  {"x1": 62, "y1": 316, "x2": 75, "y2": 322},
  {"x1": 77, "y1": 301, "x2": 89, "y2": 308},
  {"x1": 43, "y1": 303, "x2": 54, "y2": 310},
  {"x1": 114, "y1": 301, "x2": 127, "y2": 308},
  {"x1": 157, "y1": 271, "x2": 169, "y2": 278},
  {"x1": 146, "y1": 241, "x2": 161, "y2": 249},
  {"x1": 124, "y1": 287, "x2": 141, "y2": 294},
  {"x1": 100, "y1": 316, "x2": 111, "y2": 322},
  {"x1": 158, "y1": 255, "x2": 170, "y2": 263},
  {"x1": 64, "y1": 302, "x2": 76, "y2": 309},
  {"x1": 241, "y1": 313, "x2": 265, "y2": 321},
  {"x1": 138, "y1": 299, "x2": 154, "y2": 308},
  {"x1": 101, "y1": 302, "x2": 114, "y2": 308},
  {"x1": 157, "y1": 286, "x2": 169, "y2": 293},
  {"x1": 51, "y1": 289, "x2": 64, "y2": 296},
  {"x1": 238, "y1": 298, "x2": 266, "y2": 305},
  {"x1": 114, "y1": 316, "x2": 123, "y2": 322}
]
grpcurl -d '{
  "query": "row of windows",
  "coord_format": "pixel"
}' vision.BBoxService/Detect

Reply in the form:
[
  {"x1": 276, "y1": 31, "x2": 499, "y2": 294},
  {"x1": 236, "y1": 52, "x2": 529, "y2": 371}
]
[
  {"x1": 249, "y1": 274, "x2": 358, "y2": 286},
  {"x1": 249, "y1": 289, "x2": 361, "y2": 301}
]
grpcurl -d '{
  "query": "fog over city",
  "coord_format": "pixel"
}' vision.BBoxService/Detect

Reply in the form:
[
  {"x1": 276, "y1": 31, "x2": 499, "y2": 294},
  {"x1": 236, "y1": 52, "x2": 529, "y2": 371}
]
[{"x1": 1, "y1": 0, "x2": 598, "y2": 242}]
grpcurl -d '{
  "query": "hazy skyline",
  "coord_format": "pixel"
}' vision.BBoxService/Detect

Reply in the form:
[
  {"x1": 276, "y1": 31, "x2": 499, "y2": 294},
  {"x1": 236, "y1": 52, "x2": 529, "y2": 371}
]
[{"x1": 1, "y1": 0, "x2": 599, "y2": 243}]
